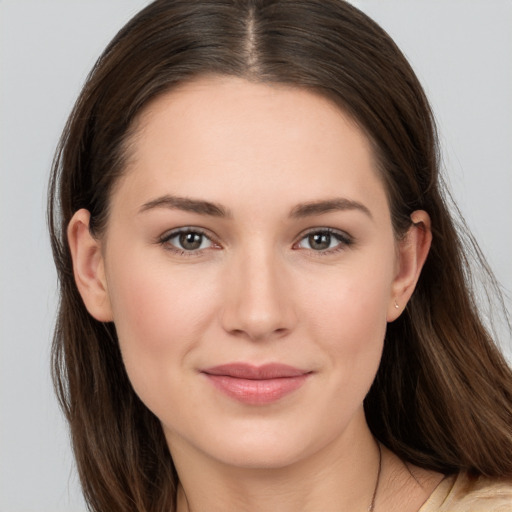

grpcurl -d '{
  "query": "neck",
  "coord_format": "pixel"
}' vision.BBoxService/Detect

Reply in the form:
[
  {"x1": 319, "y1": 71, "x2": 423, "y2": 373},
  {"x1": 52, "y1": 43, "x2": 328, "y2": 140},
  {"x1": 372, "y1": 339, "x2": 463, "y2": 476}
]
[{"x1": 171, "y1": 414, "x2": 382, "y2": 512}]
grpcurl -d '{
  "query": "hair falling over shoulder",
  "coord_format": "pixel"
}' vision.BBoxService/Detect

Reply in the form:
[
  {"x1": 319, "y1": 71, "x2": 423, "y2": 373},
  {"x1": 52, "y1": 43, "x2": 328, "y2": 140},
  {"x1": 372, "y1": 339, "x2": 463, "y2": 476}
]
[{"x1": 48, "y1": 1, "x2": 512, "y2": 510}]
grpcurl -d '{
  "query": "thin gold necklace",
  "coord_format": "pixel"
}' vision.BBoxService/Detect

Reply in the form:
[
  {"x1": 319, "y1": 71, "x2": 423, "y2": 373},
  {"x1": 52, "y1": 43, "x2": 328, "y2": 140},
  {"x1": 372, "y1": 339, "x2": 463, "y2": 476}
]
[{"x1": 368, "y1": 442, "x2": 382, "y2": 512}]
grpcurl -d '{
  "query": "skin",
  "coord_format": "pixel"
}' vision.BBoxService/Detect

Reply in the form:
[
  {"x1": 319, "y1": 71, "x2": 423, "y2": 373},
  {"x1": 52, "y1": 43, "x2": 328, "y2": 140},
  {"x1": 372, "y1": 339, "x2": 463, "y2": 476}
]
[{"x1": 68, "y1": 76, "x2": 439, "y2": 511}]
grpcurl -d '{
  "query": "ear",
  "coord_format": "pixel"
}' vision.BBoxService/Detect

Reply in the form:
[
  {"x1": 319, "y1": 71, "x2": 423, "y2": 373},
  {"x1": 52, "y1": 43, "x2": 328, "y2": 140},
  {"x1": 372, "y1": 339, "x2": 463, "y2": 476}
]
[
  {"x1": 67, "y1": 209, "x2": 113, "y2": 322},
  {"x1": 387, "y1": 210, "x2": 432, "y2": 322}
]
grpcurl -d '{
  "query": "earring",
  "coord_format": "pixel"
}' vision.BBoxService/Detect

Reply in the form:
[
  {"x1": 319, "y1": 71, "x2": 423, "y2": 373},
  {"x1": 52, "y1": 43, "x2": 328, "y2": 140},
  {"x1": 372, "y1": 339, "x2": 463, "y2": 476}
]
[{"x1": 394, "y1": 300, "x2": 399, "y2": 309}]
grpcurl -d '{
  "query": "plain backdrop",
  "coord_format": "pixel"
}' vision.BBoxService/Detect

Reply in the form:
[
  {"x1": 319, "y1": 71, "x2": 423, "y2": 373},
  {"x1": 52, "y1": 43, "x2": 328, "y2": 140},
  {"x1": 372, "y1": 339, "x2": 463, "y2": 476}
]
[{"x1": 0, "y1": 1, "x2": 510, "y2": 510}]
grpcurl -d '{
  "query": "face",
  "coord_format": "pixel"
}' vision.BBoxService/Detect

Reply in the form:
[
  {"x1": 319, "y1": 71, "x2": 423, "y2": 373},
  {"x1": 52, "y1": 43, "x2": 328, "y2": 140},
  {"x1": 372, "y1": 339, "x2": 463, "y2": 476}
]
[{"x1": 71, "y1": 76, "x2": 425, "y2": 471}]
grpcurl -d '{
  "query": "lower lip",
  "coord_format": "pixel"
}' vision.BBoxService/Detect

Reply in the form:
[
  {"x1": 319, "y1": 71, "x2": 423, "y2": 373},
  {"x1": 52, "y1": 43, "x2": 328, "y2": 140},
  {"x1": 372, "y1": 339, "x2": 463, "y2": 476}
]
[{"x1": 204, "y1": 374, "x2": 309, "y2": 405}]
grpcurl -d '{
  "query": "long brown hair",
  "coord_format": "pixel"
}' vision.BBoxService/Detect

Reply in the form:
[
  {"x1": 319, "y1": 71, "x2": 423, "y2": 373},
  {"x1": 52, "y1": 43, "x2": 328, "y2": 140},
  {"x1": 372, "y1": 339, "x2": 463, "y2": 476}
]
[{"x1": 48, "y1": 1, "x2": 512, "y2": 510}]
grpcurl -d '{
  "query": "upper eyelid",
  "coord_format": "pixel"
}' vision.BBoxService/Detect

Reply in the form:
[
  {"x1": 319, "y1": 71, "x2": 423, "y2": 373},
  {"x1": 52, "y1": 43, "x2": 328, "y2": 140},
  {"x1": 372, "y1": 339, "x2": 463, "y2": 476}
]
[
  {"x1": 296, "y1": 226, "x2": 352, "y2": 241},
  {"x1": 159, "y1": 226, "x2": 214, "y2": 241}
]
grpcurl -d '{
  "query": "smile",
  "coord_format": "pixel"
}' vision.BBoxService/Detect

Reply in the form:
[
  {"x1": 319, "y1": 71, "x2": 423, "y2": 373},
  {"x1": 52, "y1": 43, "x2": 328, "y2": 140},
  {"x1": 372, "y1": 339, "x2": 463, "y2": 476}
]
[{"x1": 201, "y1": 363, "x2": 311, "y2": 405}]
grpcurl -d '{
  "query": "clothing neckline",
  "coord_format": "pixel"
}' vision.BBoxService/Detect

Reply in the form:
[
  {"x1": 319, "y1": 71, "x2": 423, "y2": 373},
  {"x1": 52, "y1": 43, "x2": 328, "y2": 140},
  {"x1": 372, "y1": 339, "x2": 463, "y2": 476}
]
[{"x1": 417, "y1": 474, "x2": 456, "y2": 512}]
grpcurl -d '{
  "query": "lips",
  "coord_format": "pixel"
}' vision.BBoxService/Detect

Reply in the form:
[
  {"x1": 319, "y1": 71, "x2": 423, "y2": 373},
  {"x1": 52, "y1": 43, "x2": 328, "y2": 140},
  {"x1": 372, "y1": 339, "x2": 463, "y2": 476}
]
[{"x1": 201, "y1": 363, "x2": 311, "y2": 404}]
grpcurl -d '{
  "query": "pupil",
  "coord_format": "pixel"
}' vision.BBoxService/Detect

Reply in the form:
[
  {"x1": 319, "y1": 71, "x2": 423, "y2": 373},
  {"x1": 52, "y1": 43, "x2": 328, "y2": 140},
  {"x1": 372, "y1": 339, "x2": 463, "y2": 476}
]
[
  {"x1": 180, "y1": 232, "x2": 202, "y2": 250},
  {"x1": 310, "y1": 233, "x2": 330, "y2": 250}
]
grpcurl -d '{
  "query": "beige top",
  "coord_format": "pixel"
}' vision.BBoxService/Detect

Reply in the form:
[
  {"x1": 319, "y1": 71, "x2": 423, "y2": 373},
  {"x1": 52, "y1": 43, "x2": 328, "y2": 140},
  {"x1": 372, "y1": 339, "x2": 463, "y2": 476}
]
[{"x1": 419, "y1": 472, "x2": 512, "y2": 511}]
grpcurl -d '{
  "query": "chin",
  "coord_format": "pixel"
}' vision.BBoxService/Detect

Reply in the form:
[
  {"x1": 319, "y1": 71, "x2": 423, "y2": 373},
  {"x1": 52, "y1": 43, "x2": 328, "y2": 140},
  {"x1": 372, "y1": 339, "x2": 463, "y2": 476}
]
[
  {"x1": 212, "y1": 439, "x2": 313, "y2": 470},
  {"x1": 191, "y1": 415, "x2": 348, "y2": 471}
]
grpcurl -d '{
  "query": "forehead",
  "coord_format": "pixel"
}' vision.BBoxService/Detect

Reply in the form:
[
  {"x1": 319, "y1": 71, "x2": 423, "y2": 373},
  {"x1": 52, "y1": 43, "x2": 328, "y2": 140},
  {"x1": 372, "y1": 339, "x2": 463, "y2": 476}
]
[{"x1": 114, "y1": 75, "x2": 388, "y2": 219}]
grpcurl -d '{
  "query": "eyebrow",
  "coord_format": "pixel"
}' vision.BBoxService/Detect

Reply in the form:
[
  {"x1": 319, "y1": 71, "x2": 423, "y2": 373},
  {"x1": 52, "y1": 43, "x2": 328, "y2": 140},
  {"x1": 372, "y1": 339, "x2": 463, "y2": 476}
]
[
  {"x1": 290, "y1": 198, "x2": 373, "y2": 219},
  {"x1": 139, "y1": 194, "x2": 372, "y2": 220},
  {"x1": 139, "y1": 195, "x2": 230, "y2": 217}
]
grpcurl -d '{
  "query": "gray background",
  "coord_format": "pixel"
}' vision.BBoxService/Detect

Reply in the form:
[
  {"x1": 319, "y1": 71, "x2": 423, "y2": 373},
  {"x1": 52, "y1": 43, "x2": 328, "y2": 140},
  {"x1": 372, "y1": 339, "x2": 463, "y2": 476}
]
[{"x1": 1, "y1": 1, "x2": 510, "y2": 510}]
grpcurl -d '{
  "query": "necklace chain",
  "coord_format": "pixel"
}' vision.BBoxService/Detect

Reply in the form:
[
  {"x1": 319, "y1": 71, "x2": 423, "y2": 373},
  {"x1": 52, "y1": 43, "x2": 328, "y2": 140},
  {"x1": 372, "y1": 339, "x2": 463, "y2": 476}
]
[
  {"x1": 181, "y1": 441, "x2": 383, "y2": 512},
  {"x1": 368, "y1": 442, "x2": 382, "y2": 512}
]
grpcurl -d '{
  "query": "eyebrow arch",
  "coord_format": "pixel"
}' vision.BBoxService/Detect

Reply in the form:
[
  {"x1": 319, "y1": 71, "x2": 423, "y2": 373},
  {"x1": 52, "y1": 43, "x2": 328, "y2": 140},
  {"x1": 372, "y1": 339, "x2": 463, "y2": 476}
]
[
  {"x1": 290, "y1": 198, "x2": 373, "y2": 219},
  {"x1": 139, "y1": 194, "x2": 231, "y2": 217}
]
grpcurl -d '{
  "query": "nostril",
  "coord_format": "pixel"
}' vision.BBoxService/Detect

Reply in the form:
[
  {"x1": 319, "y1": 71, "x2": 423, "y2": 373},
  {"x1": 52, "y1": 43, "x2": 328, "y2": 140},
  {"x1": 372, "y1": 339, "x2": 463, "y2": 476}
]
[{"x1": 226, "y1": 325, "x2": 291, "y2": 342}]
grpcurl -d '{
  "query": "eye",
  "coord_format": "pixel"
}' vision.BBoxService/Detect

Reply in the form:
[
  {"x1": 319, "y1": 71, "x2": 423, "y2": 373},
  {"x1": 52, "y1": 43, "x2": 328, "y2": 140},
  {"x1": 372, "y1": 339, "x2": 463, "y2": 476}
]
[
  {"x1": 295, "y1": 229, "x2": 352, "y2": 252},
  {"x1": 159, "y1": 228, "x2": 216, "y2": 253}
]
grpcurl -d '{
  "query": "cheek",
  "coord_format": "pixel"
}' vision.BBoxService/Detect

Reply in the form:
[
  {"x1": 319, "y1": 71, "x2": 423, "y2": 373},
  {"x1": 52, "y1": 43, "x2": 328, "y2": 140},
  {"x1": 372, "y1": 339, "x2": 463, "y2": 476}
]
[
  {"x1": 104, "y1": 251, "x2": 219, "y2": 402},
  {"x1": 107, "y1": 253, "x2": 216, "y2": 347},
  {"x1": 303, "y1": 255, "x2": 394, "y2": 376}
]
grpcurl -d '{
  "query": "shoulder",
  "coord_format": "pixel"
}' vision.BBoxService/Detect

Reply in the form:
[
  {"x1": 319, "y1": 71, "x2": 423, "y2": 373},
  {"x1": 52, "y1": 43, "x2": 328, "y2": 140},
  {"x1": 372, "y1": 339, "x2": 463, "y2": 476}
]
[{"x1": 419, "y1": 472, "x2": 512, "y2": 512}]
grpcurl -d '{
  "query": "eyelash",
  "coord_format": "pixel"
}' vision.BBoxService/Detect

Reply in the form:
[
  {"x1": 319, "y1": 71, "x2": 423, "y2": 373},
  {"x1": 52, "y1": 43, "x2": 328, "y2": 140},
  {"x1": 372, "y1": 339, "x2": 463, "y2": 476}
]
[
  {"x1": 158, "y1": 227, "x2": 219, "y2": 257},
  {"x1": 158, "y1": 227, "x2": 354, "y2": 256},
  {"x1": 293, "y1": 228, "x2": 354, "y2": 255}
]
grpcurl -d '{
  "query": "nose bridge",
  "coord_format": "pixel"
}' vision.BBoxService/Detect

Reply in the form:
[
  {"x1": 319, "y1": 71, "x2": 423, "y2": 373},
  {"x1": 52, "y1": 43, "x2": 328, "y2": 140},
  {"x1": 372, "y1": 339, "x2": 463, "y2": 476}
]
[{"x1": 221, "y1": 239, "x2": 296, "y2": 340}]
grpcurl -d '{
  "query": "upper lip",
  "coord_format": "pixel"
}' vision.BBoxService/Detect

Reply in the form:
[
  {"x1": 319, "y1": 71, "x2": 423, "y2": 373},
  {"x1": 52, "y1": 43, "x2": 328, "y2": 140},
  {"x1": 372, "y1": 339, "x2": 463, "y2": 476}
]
[{"x1": 202, "y1": 363, "x2": 310, "y2": 380}]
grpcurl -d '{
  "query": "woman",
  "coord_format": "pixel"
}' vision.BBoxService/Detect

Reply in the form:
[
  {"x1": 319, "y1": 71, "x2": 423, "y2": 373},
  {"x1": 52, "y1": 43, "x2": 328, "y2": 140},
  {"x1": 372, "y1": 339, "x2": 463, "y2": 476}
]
[{"x1": 48, "y1": 1, "x2": 512, "y2": 511}]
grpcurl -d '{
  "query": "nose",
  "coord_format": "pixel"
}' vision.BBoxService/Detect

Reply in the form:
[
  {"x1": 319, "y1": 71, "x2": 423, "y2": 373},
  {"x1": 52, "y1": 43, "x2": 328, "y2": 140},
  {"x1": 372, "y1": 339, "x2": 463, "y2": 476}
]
[{"x1": 220, "y1": 246, "x2": 297, "y2": 342}]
